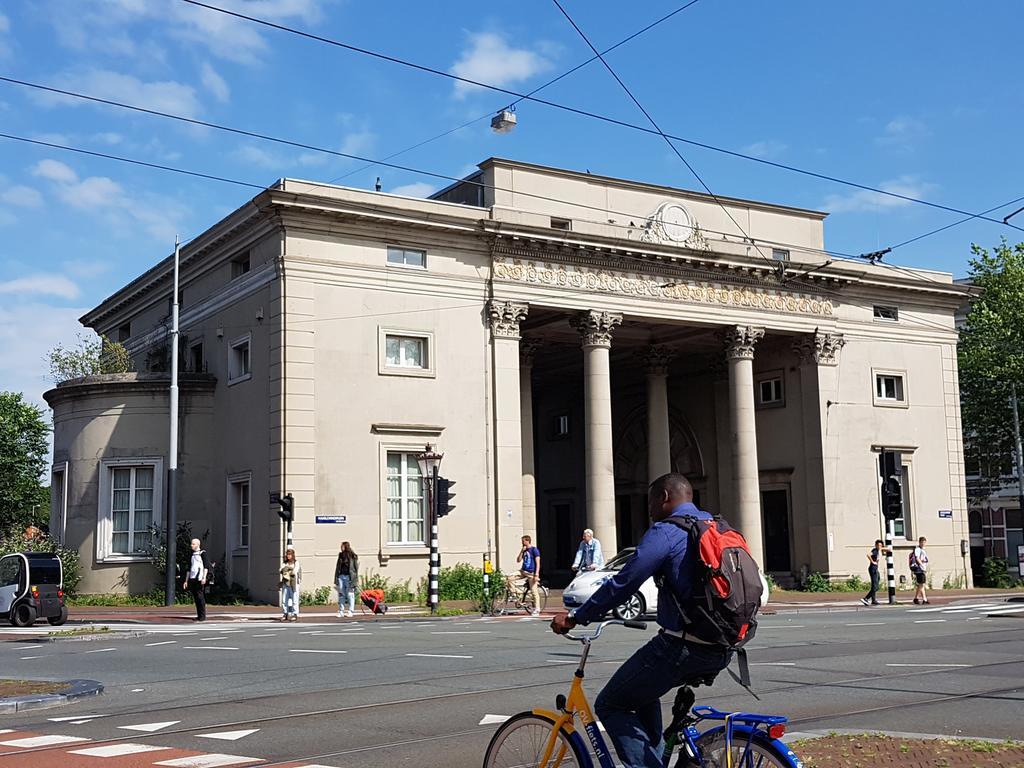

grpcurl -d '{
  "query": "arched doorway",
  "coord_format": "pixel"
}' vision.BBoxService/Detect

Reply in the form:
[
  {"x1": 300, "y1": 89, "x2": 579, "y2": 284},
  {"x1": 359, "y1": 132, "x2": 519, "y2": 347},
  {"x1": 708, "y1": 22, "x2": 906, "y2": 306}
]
[{"x1": 613, "y1": 407, "x2": 705, "y2": 553}]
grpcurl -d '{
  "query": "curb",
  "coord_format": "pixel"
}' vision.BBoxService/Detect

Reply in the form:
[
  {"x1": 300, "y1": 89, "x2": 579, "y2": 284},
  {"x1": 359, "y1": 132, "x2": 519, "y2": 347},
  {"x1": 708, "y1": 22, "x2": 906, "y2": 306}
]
[
  {"x1": 18, "y1": 631, "x2": 146, "y2": 643},
  {"x1": 0, "y1": 679, "x2": 103, "y2": 714}
]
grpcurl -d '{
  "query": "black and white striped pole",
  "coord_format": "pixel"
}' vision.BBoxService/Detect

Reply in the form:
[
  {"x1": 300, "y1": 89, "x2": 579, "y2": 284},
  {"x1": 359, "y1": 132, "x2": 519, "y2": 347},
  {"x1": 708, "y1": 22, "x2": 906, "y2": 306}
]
[
  {"x1": 417, "y1": 445, "x2": 443, "y2": 616},
  {"x1": 879, "y1": 449, "x2": 902, "y2": 605},
  {"x1": 885, "y1": 518, "x2": 896, "y2": 605}
]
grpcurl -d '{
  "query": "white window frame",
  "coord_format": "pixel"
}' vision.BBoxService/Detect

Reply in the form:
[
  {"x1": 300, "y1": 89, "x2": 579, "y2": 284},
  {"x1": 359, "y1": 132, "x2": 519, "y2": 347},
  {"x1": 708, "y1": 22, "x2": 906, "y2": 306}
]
[
  {"x1": 378, "y1": 328, "x2": 435, "y2": 378},
  {"x1": 873, "y1": 305, "x2": 899, "y2": 322},
  {"x1": 756, "y1": 372, "x2": 785, "y2": 408},
  {"x1": 873, "y1": 369, "x2": 908, "y2": 408},
  {"x1": 381, "y1": 447, "x2": 428, "y2": 550},
  {"x1": 227, "y1": 472, "x2": 251, "y2": 552},
  {"x1": 51, "y1": 462, "x2": 69, "y2": 546},
  {"x1": 96, "y1": 457, "x2": 164, "y2": 563},
  {"x1": 386, "y1": 245, "x2": 427, "y2": 269},
  {"x1": 772, "y1": 248, "x2": 790, "y2": 262},
  {"x1": 228, "y1": 332, "x2": 252, "y2": 385}
]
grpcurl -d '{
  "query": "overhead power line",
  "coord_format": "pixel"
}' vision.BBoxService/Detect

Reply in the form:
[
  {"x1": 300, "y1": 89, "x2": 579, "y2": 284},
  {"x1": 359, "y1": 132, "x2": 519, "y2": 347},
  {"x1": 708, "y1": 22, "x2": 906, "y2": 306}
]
[{"x1": 179, "y1": 0, "x2": 1023, "y2": 233}]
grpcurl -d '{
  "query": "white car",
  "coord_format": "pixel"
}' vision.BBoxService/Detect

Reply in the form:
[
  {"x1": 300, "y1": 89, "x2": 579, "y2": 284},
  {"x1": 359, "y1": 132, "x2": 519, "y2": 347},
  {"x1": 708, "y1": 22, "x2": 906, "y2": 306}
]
[
  {"x1": 562, "y1": 548, "x2": 656, "y2": 621},
  {"x1": 561, "y1": 548, "x2": 771, "y2": 622}
]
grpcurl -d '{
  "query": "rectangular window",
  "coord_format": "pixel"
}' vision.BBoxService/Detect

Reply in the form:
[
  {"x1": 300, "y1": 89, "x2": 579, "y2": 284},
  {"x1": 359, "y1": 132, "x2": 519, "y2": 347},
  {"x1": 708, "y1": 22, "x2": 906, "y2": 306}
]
[
  {"x1": 232, "y1": 478, "x2": 250, "y2": 548},
  {"x1": 379, "y1": 329, "x2": 434, "y2": 377},
  {"x1": 550, "y1": 217, "x2": 572, "y2": 231},
  {"x1": 875, "y1": 374, "x2": 905, "y2": 403},
  {"x1": 190, "y1": 341, "x2": 204, "y2": 373},
  {"x1": 386, "y1": 246, "x2": 426, "y2": 268},
  {"x1": 110, "y1": 466, "x2": 155, "y2": 556},
  {"x1": 772, "y1": 248, "x2": 790, "y2": 262},
  {"x1": 228, "y1": 334, "x2": 251, "y2": 384},
  {"x1": 51, "y1": 463, "x2": 67, "y2": 546},
  {"x1": 385, "y1": 452, "x2": 424, "y2": 545},
  {"x1": 873, "y1": 305, "x2": 899, "y2": 321},
  {"x1": 116, "y1": 323, "x2": 131, "y2": 342},
  {"x1": 757, "y1": 375, "x2": 784, "y2": 407},
  {"x1": 231, "y1": 252, "x2": 251, "y2": 279},
  {"x1": 552, "y1": 414, "x2": 570, "y2": 438}
]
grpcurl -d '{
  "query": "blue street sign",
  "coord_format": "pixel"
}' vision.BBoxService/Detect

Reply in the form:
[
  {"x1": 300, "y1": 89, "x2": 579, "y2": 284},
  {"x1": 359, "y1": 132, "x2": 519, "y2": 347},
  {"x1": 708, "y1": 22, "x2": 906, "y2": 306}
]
[
  {"x1": 938, "y1": 510, "x2": 953, "y2": 519},
  {"x1": 315, "y1": 515, "x2": 347, "y2": 524}
]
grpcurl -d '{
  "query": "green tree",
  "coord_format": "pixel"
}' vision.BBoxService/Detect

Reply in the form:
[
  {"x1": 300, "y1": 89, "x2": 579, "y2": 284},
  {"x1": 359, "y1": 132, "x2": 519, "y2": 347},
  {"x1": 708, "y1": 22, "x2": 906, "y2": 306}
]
[
  {"x1": 47, "y1": 333, "x2": 132, "y2": 384},
  {"x1": 958, "y1": 240, "x2": 1024, "y2": 498},
  {"x1": 0, "y1": 392, "x2": 51, "y2": 533}
]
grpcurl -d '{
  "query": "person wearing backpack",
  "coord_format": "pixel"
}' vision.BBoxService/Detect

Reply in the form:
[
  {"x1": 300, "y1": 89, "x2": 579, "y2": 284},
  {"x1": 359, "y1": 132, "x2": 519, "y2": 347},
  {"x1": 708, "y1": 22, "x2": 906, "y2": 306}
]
[
  {"x1": 910, "y1": 536, "x2": 929, "y2": 604},
  {"x1": 551, "y1": 473, "x2": 761, "y2": 768},
  {"x1": 181, "y1": 537, "x2": 210, "y2": 622}
]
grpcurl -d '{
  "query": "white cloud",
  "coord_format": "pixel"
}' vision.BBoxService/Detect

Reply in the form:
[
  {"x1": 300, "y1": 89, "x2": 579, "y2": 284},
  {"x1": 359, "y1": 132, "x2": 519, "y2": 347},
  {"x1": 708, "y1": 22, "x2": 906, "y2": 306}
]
[
  {"x1": 200, "y1": 61, "x2": 231, "y2": 103},
  {"x1": 91, "y1": 132, "x2": 123, "y2": 145},
  {"x1": 389, "y1": 182, "x2": 435, "y2": 199},
  {"x1": 0, "y1": 302, "x2": 89, "y2": 409},
  {"x1": 822, "y1": 176, "x2": 938, "y2": 214},
  {"x1": 57, "y1": 176, "x2": 125, "y2": 210},
  {"x1": 1, "y1": 186, "x2": 44, "y2": 208},
  {"x1": 36, "y1": 69, "x2": 202, "y2": 118},
  {"x1": 741, "y1": 140, "x2": 787, "y2": 160},
  {"x1": 0, "y1": 274, "x2": 80, "y2": 299},
  {"x1": 876, "y1": 116, "x2": 929, "y2": 149},
  {"x1": 32, "y1": 159, "x2": 78, "y2": 184},
  {"x1": 0, "y1": 12, "x2": 11, "y2": 60},
  {"x1": 0, "y1": 13, "x2": 9, "y2": 33},
  {"x1": 450, "y1": 32, "x2": 552, "y2": 99},
  {"x1": 339, "y1": 130, "x2": 376, "y2": 158},
  {"x1": 62, "y1": 259, "x2": 111, "y2": 279},
  {"x1": 234, "y1": 144, "x2": 282, "y2": 168}
]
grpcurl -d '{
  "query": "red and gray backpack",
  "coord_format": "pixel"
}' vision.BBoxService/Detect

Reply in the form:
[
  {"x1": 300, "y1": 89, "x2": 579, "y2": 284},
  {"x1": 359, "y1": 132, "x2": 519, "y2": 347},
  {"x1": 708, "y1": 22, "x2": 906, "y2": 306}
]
[{"x1": 659, "y1": 515, "x2": 764, "y2": 685}]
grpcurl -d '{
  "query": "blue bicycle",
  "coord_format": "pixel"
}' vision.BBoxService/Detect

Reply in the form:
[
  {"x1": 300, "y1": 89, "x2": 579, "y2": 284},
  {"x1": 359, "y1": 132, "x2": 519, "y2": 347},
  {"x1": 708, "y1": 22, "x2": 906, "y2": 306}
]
[{"x1": 483, "y1": 619, "x2": 803, "y2": 767}]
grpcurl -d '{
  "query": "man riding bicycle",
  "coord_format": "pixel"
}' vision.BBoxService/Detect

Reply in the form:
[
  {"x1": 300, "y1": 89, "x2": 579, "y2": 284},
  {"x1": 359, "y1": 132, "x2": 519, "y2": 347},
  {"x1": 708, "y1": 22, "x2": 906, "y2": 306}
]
[{"x1": 550, "y1": 473, "x2": 733, "y2": 768}]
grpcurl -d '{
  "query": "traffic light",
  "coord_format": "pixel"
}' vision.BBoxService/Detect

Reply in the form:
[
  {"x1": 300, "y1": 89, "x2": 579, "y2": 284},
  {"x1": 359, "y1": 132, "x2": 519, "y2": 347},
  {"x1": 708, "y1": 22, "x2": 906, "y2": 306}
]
[
  {"x1": 436, "y1": 477, "x2": 456, "y2": 518},
  {"x1": 276, "y1": 493, "x2": 294, "y2": 524},
  {"x1": 879, "y1": 451, "x2": 903, "y2": 521}
]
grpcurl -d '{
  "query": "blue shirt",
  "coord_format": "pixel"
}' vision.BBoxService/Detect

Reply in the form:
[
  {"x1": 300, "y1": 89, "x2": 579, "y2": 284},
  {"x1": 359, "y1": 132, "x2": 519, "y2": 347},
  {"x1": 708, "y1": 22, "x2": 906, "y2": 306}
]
[
  {"x1": 572, "y1": 503, "x2": 712, "y2": 631},
  {"x1": 521, "y1": 546, "x2": 540, "y2": 573}
]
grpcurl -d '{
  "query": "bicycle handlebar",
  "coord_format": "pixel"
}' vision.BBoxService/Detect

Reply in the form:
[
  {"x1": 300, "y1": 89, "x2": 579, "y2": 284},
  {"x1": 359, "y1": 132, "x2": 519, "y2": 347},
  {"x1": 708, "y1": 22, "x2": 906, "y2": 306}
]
[{"x1": 564, "y1": 618, "x2": 647, "y2": 642}]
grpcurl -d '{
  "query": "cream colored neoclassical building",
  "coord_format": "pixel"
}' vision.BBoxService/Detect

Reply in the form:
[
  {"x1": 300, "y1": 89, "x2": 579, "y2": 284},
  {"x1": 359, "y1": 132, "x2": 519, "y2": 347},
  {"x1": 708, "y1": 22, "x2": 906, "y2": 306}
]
[{"x1": 45, "y1": 158, "x2": 973, "y2": 598}]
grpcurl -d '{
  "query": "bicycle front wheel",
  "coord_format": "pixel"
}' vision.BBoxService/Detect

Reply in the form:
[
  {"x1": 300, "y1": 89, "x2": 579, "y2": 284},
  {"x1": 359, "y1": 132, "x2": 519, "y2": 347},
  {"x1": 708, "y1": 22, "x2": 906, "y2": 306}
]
[
  {"x1": 685, "y1": 730, "x2": 797, "y2": 768},
  {"x1": 484, "y1": 712, "x2": 587, "y2": 768}
]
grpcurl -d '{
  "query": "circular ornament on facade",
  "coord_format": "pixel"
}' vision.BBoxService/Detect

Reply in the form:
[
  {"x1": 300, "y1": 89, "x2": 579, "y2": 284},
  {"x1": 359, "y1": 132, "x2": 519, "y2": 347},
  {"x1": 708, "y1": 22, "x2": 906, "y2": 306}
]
[{"x1": 656, "y1": 203, "x2": 693, "y2": 243}]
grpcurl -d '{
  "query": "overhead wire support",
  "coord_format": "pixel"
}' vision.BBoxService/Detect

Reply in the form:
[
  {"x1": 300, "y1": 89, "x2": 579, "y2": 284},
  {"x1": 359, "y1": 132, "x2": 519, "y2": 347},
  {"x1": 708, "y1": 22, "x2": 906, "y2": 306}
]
[{"x1": 178, "y1": 0, "x2": 1023, "y2": 233}]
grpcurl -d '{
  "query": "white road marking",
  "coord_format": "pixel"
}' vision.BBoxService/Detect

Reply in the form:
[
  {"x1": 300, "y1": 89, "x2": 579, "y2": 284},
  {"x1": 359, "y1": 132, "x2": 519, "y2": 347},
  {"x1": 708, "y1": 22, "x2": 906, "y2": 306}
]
[
  {"x1": 146, "y1": 640, "x2": 178, "y2": 647},
  {"x1": 119, "y1": 721, "x2": 180, "y2": 732},
  {"x1": 183, "y1": 646, "x2": 239, "y2": 651},
  {"x1": 219, "y1": 630, "x2": 245, "y2": 633},
  {"x1": 299, "y1": 630, "x2": 323, "y2": 635},
  {"x1": 200, "y1": 637, "x2": 229, "y2": 641},
  {"x1": 886, "y1": 663, "x2": 972, "y2": 668},
  {"x1": 913, "y1": 619, "x2": 946, "y2": 624},
  {"x1": 916, "y1": 602, "x2": 997, "y2": 613},
  {"x1": 155, "y1": 755, "x2": 260, "y2": 767},
  {"x1": 131, "y1": 689, "x2": 145, "y2": 692},
  {"x1": 986, "y1": 605, "x2": 1024, "y2": 614},
  {"x1": 546, "y1": 659, "x2": 576, "y2": 664},
  {"x1": 479, "y1": 715, "x2": 511, "y2": 725},
  {"x1": 406, "y1": 653, "x2": 473, "y2": 659},
  {"x1": 845, "y1": 622, "x2": 886, "y2": 627},
  {"x1": 757, "y1": 625, "x2": 806, "y2": 629},
  {"x1": 252, "y1": 634, "x2": 275, "y2": 637},
  {"x1": 313, "y1": 632, "x2": 372, "y2": 636},
  {"x1": 430, "y1": 631, "x2": 491, "y2": 635},
  {"x1": 0, "y1": 730, "x2": 13, "y2": 734},
  {"x1": 0, "y1": 734, "x2": 91, "y2": 748},
  {"x1": 197, "y1": 729, "x2": 260, "y2": 741},
  {"x1": 69, "y1": 720, "x2": 94, "y2": 725},
  {"x1": 289, "y1": 649, "x2": 348, "y2": 654},
  {"x1": 85, "y1": 647, "x2": 117, "y2": 653},
  {"x1": 71, "y1": 743, "x2": 171, "y2": 757},
  {"x1": 49, "y1": 715, "x2": 108, "y2": 722},
  {"x1": 20, "y1": 656, "x2": 43, "y2": 659},
  {"x1": 751, "y1": 662, "x2": 796, "y2": 666},
  {"x1": 19, "y1": 645, "x2": 41, "y2": 649}
]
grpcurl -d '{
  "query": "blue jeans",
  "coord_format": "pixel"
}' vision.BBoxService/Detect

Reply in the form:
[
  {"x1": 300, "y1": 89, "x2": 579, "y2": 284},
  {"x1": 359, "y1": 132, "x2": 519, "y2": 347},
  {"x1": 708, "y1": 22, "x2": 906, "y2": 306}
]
[
  {"x1": 337, "y1": 576, "x2": 355, "y2": 612},
  {"x1": 595, "y1": 632, "x2": 731, "y2": 768},
  {"x1": 281, "y1": 585, "x2": 299, "y2": 616}
]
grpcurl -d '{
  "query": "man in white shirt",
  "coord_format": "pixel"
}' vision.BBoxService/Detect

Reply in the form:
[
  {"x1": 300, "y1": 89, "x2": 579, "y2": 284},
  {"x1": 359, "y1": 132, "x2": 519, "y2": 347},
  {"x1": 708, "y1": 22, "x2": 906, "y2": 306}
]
[
  {"x1": 181, "y1": 538, "x2": 210, "y2": 621},
  {"x1": 571, "y1": 528, "x2": 605, "y2": 574},
  {"x1": 910, "y1": 536, "x2": 929, "y2": 605}
]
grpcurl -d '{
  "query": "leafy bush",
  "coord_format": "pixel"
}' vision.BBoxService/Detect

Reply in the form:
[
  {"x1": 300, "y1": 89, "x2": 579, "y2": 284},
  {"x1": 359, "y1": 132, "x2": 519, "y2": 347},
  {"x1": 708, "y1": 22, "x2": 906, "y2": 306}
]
[
  {"x1": 361, "y1": 570, "x2": 416, "y2": 603},
  {"x1": 301, "y1": 585, "x2": 333, "y2": 606},
  {"x1": 942, "y1": 571, "x2": 967, "y2": 590},
  {"x1": 803, "y1": 571, "x2": 833, "y2": 592},
  {"x1": 978, "y1": 557, "x2": 1014, "y2": 588},
  {"x1": 763, "y1": 572, "x2": 777, "y2": 593},
  {"x1": 0, "y1": 530, "x2": 81, "y2": 595},
  {"x1": 69, "y1": 589, "x2": 192, "y2": 606},
  {"x1": 843, "y1": 575, "x2": 867, "y2": 592},
  {"x1": 47, "y1": 333, "x2": 132, "y2": 384}
]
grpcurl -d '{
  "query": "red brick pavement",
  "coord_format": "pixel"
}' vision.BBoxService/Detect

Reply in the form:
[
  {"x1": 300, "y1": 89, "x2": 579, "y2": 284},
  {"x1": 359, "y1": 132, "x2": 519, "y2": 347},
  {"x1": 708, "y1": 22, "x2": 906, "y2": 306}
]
[{"x1": 794, "y1": 734, "x2": 1024, "y2": 767}]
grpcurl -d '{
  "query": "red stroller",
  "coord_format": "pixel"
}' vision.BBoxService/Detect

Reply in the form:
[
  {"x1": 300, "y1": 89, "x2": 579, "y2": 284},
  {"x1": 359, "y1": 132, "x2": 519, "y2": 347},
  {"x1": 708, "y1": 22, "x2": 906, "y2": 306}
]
[{"x1": 359, "y1": 588, "x2": 388, "y2": 614}]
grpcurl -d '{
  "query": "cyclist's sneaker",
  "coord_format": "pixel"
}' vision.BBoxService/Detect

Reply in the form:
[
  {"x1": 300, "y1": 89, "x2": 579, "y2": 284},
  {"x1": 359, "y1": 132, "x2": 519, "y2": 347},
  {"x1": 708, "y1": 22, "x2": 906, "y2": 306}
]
[
  {"x1": 860, "y1": 598, "x2": 869, "y2": 606},
  {"x1": 531, "y1": 609, "x2": 541, "y2": 617}
]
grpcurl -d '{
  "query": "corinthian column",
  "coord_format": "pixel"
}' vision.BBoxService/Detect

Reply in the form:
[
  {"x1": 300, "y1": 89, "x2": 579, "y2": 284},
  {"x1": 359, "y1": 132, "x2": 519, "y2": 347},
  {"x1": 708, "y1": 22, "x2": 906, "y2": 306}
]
[
  {"x1": 520, "y1": 337, "x2": 542, "y2": 540},
  {"x1": 489, "y1": 300, "x2": 529, "y2": 572},
  {"x1": 640, "y1": 345, "x2": 675, "y2": 482},
  {"x1": 570, "y1": 311, "x2": 622, "y2": 554},
  {"x1": 722, "y1": 325, "x2": 765, "y2": 567}
]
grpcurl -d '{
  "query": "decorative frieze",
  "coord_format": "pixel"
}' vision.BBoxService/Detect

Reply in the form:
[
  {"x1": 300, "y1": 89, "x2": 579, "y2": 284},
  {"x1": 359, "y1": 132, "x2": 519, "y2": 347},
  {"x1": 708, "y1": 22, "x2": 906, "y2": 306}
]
[
  {"x1": 520, "y1": 336, "x2": 543, "y2": 366},
  {"x1": 493, "y1": 256, "x2": 834, "y2": 318},
  {"x1": 639, "y1": 345, "x2": 675, "y2": 375},
  {"x1": 721, "y1": 325, "x2": 765, "y2": 361},
  {"x1": 570, "y1": 311, "x2": 622, "y2": 348},
  {"x1": 793, "y1": 329, "x2": 846, "y2": 366},
  {"x1": 488, "y1": 300, "x2": 529, "y2": 340}
]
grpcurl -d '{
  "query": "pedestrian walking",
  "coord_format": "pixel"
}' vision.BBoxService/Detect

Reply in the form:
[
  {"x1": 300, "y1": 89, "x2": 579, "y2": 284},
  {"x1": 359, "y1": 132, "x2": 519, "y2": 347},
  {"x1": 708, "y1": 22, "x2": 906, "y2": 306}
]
[
  {"x1": 279, "y1": 546, "x2": 302, "y2": 621},
  {"x1": 334, "y1": 541, "x2": 359, "y2": 618},
  {"x1": 182, "y1": 538, "x2": 210, "y2": 622},
  {"x1": 910, "y1": 536, "x2": 929, "y2": 605},
  {"x1": 571, "y1": 528, "x2": 605, "y2": 574},
  {"x1": 516, "y1": 535, "x2": 542, "y2": 616},
  {"x1": 860, "y1": 539, "x2": 884, "y2": 606}
]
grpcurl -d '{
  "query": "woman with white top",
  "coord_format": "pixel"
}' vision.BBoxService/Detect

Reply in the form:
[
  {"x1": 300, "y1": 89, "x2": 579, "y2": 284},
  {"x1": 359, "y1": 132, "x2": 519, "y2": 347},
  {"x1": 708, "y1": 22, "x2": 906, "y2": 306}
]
[{"x1": 279, "y1": 546, "x2": 302, "y2": 621}]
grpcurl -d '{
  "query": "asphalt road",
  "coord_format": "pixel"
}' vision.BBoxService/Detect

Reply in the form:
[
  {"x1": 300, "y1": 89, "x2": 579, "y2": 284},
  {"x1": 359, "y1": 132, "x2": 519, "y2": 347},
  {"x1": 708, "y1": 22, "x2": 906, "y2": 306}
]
[{"x1": 1, "y1": 599, "x2": 1022, "y2": 767}]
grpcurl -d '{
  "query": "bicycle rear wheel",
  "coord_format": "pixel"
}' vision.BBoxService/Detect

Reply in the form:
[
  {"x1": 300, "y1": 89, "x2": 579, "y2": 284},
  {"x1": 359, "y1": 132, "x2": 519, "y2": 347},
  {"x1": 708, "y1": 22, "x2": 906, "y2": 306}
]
[
  {"x1": 483, "y1": 712, "x2": 587, "y2": 768},
  {"x1": 685, "y1": 730, "x2": 796, "y2": 768}
]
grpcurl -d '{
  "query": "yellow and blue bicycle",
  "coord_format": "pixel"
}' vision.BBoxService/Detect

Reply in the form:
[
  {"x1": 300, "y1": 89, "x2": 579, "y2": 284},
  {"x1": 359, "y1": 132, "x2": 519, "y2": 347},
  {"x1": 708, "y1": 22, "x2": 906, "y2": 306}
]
[{"x1": 483, "y1": 619, "x2": 803, "y2": 768}]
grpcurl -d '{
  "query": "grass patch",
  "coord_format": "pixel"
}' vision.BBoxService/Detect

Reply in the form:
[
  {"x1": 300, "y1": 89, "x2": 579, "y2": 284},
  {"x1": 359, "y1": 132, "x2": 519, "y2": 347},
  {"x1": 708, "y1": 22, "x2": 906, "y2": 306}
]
[
  {"x1": 47, "y1": 626, "x2": 111, "y2": 637},
  {"x1": 0, "y1": 679, "x2": 71, "y2": 697}
]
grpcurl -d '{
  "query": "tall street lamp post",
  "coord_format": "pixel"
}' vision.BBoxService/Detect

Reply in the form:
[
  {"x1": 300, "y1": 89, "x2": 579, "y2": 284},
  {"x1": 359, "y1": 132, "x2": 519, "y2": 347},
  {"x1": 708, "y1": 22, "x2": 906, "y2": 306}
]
[{"x1": 416, "y1": 444, "x2": 443, "y2": 615}]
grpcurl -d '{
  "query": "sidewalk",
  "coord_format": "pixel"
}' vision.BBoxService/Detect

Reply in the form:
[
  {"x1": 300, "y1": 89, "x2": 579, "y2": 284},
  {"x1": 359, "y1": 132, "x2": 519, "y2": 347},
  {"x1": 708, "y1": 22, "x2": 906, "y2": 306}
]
[
  {"x1": 765, "y1": 587, "x2": 1024, "y2": 611},
  {"x1": 791, "y1": 731, "x2": 1024, "y2": 767}
]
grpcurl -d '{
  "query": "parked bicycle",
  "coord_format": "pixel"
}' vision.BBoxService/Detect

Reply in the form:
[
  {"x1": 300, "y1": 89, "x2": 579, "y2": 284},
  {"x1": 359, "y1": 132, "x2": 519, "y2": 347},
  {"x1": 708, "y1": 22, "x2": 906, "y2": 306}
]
[
  {"x1": 493, "y1": 573, "x2": 549, "y2": 615},
  {"x1": 483, "y1": 619, "x2": 802, "y2": 768}
]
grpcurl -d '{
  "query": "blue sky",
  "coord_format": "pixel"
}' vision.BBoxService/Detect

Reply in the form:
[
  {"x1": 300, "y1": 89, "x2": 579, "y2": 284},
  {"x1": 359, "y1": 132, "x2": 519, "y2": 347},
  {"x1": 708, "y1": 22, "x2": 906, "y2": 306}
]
[{"x1": 1, "y1": 0, "x2": 1023, "y2": 411}]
